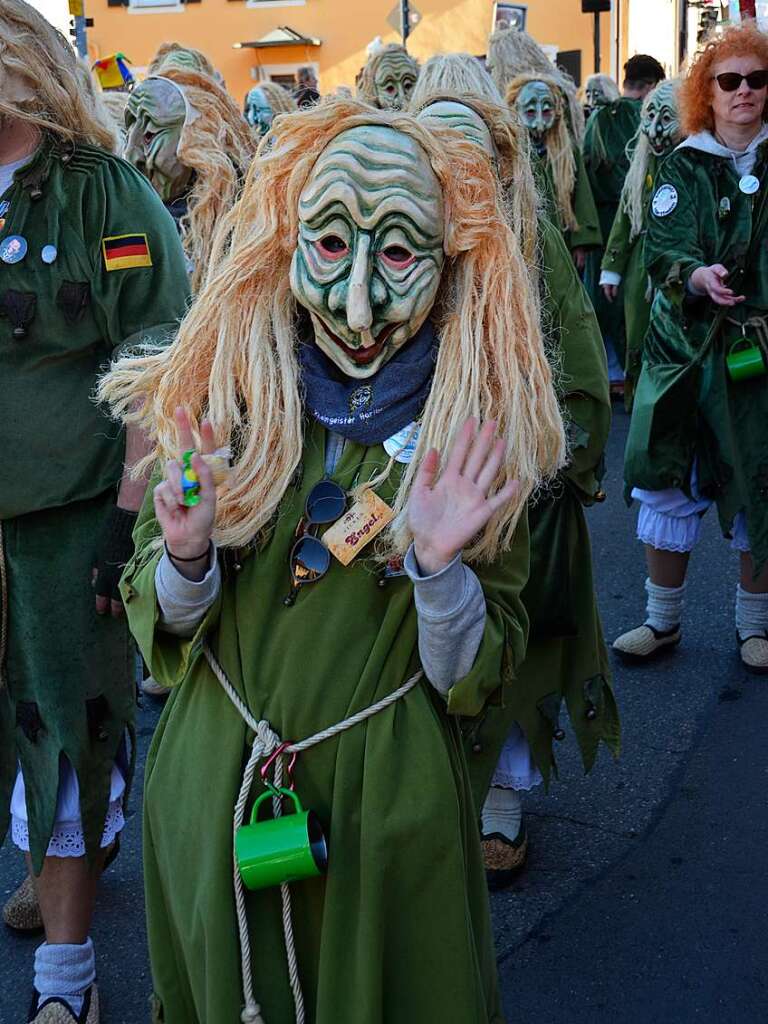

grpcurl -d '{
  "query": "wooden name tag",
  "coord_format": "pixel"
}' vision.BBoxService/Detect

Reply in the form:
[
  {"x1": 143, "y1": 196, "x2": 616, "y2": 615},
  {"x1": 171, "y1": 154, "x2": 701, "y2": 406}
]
[{"x1": 323, "y1": 489, "x2": 395, "y2": 566}]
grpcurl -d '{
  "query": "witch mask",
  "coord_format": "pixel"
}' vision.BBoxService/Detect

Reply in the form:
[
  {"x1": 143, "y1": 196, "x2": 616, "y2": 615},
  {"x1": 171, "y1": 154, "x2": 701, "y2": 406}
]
[
  {"x1": 516, "y1": 80, "x2": 557, "y2": 145},
  {"x1": 124, "y1": 77, "x2": 194, "y2": 202},
  {"x1": 373, "y1": 51, "x2": 419, "y2": 111},
  {"x1": 290, "y1": 124, "x2": 445, "y2": 379},
  {"x1": 641, "y1": 81, "x2": 680, "y2": 157}
]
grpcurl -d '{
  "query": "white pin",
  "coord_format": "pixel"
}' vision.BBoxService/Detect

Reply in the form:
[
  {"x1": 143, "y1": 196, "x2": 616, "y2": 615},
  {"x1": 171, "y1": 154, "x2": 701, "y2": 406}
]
[
  {"x1": 383, "y1": 422, "x2": 420, "y2": 464},
  {"x1": 652, "y1": 183, "x2": 678, "y2": 217},
  {"x1": 739, "y1": 174, "x2": 760, "y2": 196},
  {"x1": 41, "y1": 244, "x2": 57, "y2": 264}
]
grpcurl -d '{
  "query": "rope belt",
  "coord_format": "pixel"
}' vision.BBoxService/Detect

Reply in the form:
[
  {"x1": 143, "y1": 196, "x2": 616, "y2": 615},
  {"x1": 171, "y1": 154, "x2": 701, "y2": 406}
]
[{"x1": 202, "y1": 642, "x2": 422, "y2": 1024}]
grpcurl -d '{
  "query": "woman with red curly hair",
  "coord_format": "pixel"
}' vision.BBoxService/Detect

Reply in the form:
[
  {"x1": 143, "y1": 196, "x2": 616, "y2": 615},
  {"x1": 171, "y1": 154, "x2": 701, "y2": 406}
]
[{"x1": 615, "y1": 21, "x2": 768, "y2": 674}]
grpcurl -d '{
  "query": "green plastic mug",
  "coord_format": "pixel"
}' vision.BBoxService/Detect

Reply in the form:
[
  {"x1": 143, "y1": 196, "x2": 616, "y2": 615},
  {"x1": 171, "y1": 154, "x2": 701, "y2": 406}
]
[
  {"x1": 726, "y1": 338, "x2": 766, "y2": 382},
  {"x1": 235, "y1": 787, "x2": 328, "y2": 891}
]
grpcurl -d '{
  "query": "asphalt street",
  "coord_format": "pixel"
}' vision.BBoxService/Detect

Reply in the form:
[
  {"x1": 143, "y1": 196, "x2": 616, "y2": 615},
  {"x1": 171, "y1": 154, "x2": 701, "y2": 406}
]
[{"x1": 2, "y1": 406, "x2": 766, "y2": 1023}]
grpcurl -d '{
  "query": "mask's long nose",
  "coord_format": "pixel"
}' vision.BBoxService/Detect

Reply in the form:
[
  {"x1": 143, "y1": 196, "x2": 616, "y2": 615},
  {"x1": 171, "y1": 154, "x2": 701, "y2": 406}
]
[{"x1": 346, "y1": 234, "x2": 373, "y2": 335}]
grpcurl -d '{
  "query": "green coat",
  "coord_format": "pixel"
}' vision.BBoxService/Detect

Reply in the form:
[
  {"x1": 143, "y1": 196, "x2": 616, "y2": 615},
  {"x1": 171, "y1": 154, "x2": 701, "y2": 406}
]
[
  {"x1": 535, "y1": 146, "x2": 603, "y2": 253},
  {"x1": 122, "y1": 418, "x2": 532, "y2": 1024},
  {"x1": 0, "y1": 138, "x2": 190, "y2": 871},
  {"x1": 625, "y1": 140, "x2": 768, "y2": 571},
  {"x1": 602, "y1": 152, "x2": 661, "y2": 407},
  {"x1": 583, "y1": 99, "x2": 641, "y2": 362},
  {"x1": 465, "y1": 220, "x2": 618, "y2": 798}
]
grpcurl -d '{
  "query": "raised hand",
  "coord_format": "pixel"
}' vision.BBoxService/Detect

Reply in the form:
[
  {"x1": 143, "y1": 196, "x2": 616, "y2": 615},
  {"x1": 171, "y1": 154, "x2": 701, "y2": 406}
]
[
  {"x1": 407, "y1": 418, "x2": 519, "y2": 576},
  {"x1": 689, "y1": 263, "x2": 745, "y2": 307},
  {"x1": 154, "y1": 407, "x2": 218, "y2": 578}
]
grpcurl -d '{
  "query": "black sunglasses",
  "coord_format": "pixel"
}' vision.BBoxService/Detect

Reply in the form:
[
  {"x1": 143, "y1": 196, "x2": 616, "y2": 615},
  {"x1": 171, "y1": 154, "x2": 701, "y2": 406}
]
[
  {"x1": 714, "y1": 69, "x2": 768, "y2": 92},
  {"x1": 284, "y1": 479, "x2": 347, "y2": 607}
]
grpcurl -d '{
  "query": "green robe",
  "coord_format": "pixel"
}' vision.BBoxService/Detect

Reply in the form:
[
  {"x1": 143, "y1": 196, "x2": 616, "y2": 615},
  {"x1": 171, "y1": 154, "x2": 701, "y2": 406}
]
[
  {"x1": 122, "y1": 418, "x2": 531, "y2": 1023},
  {"x1": 583, "y1": 99, "x2": 642, "y2": 366},
  {"x1": 0, "y1": 138, "x2": 190, "y2": 870},
  {"x1": 465, "y1": 220, "x2": 618, "y2": 799},
  {"x1": 625, "y1": 140, "x2": 768, "y2": 571},
  {"x1": 602, "y1": 152, "x2": 661, "y2": 408},
  {"x1": 535, "y1": 145, "x2": 603, "y2": 254}
]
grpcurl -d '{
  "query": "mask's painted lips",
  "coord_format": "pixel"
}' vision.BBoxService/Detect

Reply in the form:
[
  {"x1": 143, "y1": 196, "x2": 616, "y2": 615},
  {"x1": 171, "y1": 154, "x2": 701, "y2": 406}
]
[{"x1": 321, "y1": 322, "x2": 398, "y2": 365}]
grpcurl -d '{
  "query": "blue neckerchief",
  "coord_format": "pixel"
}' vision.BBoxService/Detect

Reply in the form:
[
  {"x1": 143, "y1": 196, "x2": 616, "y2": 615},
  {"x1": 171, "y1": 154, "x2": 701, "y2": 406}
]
[{"x1": 298, "y1": 319, "x2": 437, "y2": 446}]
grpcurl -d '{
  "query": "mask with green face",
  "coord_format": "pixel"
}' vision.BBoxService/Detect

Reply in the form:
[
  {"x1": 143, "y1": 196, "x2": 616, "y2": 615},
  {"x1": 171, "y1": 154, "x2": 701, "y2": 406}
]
[
  {"x1": 373, "y1": 52, "x2": 419, "y2": 110},
  {"x1": 516, "y1": 80, "x2": 557, "y2": 147},
  {"x1": 124, "y1": 77, "x2": 194, "y2": 203},
  {"x1": 417, "y1": 100, "x2": 497, "y2": 158},
  {"x1": 641, "y1": 81, "x2": 680, "y2": 157},
  {"x1": 245, "y1": 87, "x2": 273, "y2": 136},
  {"x1": 584, "y1": 80, "x2": 609, "y2": 119},
  {"x1": 290, "y1": 125, "x2": 445, "y2": 379}
]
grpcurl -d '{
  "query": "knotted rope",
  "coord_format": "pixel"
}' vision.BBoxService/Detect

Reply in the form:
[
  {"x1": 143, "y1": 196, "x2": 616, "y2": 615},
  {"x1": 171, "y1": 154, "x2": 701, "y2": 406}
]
[{"x1": 202, "y1": 642, "x2": 422, "y2": 1024}]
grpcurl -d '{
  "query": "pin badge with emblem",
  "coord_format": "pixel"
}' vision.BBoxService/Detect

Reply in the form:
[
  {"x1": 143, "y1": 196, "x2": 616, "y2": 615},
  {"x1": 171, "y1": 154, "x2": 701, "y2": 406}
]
[
  {"x1": 739, "y1": 174, "x2": 760, "y2": 195},
  {"x1": 719, "y1": 196, "x2": 731, "y2": 219},
  {"x1": 652, "y1": 184, "x2": 678, "y2": 218},
  {"x1": 0, "y1": 235, "x2": 27, "y2": 264},
  {"x1": 41, "y1": 245, "x2": 57, "y2": 264},
  {"x1": 0, "y1": 201, "x2": 9, "y2": 218}
]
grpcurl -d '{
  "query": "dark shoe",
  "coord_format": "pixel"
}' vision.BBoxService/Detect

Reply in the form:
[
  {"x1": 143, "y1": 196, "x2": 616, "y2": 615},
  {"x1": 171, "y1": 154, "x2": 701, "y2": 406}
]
[
  {"x1": 28, "y1": 985, "x2": 99, "y2": 1023},
  {"x1": 482, "y1": 825, "x2": 528, "y2": 890}
]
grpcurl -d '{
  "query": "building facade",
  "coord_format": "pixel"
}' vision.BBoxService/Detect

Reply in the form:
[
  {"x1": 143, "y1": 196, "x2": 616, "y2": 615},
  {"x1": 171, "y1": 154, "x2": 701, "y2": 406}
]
[{"x1": 83, "y1": 0, "x2": 614, "y2": 107}]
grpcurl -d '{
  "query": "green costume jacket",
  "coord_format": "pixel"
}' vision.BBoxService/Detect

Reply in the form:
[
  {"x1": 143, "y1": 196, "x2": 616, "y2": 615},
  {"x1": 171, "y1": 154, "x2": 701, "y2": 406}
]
[
  {"x1": 466, "y1": 220, "x2": 618, "y2": 797},
  {"x1": 602, "y1": 152, "x2": 661, "y2": 406},
  {"x1": 625, "y1": 139, "x2": 768, "y2": 571},
  {"x1": 583, "y1": 99, "x2": 641, "y2": 360},
  {"x1": 122, "y1": 418, "x2": 531, "y2": 1023},
  {"x1": 534, "y1": 145, "x2": 603, "y2": 254},
  {"x1": 0, "y1": 138, "x2": 190, "y2": 870}
]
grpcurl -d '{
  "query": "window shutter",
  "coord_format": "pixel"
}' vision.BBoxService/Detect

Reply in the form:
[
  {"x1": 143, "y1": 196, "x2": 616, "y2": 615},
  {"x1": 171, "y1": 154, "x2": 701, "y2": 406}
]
[{"x1": 107, "y1": 0, "x2": 129, "y2": 7}]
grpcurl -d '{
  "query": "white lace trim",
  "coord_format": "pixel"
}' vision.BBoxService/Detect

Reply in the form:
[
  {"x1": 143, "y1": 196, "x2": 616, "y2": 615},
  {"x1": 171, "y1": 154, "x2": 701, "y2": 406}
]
[
  {"x1": 11, "y1": 799, "x2": 125, "y2": 857},
  {"x1": 490, "y1": 770, "x2": 542, "y2": 792}
]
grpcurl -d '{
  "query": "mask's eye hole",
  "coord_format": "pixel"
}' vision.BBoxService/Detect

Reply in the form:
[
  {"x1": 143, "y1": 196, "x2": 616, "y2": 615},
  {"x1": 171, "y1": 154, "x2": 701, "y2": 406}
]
[
  {"x1": 380, "y1": 245, "x2": 415, "y2": 269},
  {"x1": 385, "y1": 84, "x2": 396, "y2": 94},
  {"x1": 315, "y1": 235, "x2": 349, "y2": 260}
]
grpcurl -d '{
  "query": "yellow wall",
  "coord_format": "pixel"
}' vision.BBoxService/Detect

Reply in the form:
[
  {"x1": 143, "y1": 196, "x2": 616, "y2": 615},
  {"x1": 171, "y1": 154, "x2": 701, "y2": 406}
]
[{"x1": 87, "y1": 0, "x2": 612, "y2": 106}]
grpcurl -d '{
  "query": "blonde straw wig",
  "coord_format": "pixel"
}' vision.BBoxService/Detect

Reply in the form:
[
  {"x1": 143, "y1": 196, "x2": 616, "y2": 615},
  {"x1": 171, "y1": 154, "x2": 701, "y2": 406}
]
[
  {"x1": 100, "y1": 100, "x2": 565, "y2": 562},
  {"x1": 410, "y1": 53, "x2": 504, "y2": 108},
  {"x1": 488, "y1": 28, "x2": 585, "y2": 143},
  {"x1": 0, "y1": 0, "x2": 115, "y2": 149},
  {"x1": 251, "y1": 80, "x2": 297, "y2": 116},
  {"x1": 507, "y1": 73, "x2": 578, "y2": 233},
  {"x1": 620, "y1": 78, "x2": 681, "y2": 241},
  {"x1": 148, "y1": 42, "x2": 217, "y2": 79},
  {"x1": 581, "y1": 73, "x2": 620, "y2": 104},
  {"x1": 147, "y1": 66, "x2": 256, "y2": 291},
  {"x1": 357, "y1": 44, "x2": 420, "y2": 107}
]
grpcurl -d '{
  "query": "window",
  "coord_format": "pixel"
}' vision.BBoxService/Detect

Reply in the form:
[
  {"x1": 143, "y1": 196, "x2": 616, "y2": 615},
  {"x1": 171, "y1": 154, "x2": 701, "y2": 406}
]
[{"x1": 129, "y1": 0, "x2": 184, "y2": 11}]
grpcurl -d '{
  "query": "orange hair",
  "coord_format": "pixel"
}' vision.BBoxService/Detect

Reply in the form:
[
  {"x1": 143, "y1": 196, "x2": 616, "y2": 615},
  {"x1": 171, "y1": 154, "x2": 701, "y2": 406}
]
[{"x1": 680, "y1": 21, "x2": 768, "y2": 135}]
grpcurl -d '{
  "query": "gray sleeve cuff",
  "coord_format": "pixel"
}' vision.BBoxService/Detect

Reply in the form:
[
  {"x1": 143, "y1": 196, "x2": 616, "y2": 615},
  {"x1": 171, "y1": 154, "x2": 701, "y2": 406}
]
[
  {"x1": 155, "y1": 547, "x2": 222, "y2": 636},
  {"x1": 599, "y1": 270, "x2": 622, "y2": 287},
  {"x1": 404, "y1": 544, "x2": 487, "y2": 695}
]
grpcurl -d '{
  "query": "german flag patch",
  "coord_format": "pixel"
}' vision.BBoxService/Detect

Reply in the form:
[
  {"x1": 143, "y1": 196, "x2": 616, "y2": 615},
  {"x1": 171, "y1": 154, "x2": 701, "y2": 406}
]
[{"x1": 102, "y1": 233, "x2": 152, "y2": 272}]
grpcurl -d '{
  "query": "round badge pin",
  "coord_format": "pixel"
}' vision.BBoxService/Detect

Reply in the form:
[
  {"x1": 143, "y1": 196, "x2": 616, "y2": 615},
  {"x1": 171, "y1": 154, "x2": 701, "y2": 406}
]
[
  {"x1": 0, "y1": 235, "x2": 27, "y2": 264},
  {"x1": 0, "y1": 201, "x2": 10, "y2": 218},
  {"x1": 41, "y1": 244, "x2": 57, "y2": 265},
  {"x1": 739, "y1": 174, "x2": 760, "y2": 195},
  {"x1": 652, "y1": 184, "x2": 678, "y2": 218}
]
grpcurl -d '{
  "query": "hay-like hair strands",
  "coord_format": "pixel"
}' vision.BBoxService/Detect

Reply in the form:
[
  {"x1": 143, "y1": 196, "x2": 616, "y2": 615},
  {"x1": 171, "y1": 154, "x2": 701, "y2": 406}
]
[
  {"x1": 146, "y1": 65, "x2": 256, "y2": 292},
  {"x1": 73, "y1": 56, "x2": 118, "y2": 153},
  {"x1": 148, "y1": 42, "x2": 217, "y2": 79},
  {"x1": 488, "y1": 28, "x2": 585, "y2": 144},
  {"x1": 412, "y1": 85, "x2": 540, "y2": 267},
  {"x1": 507, "y1": 73, "x2": 578, "y2": 234},
  {"x1": 99, "y1": 100, "x2": 566, "y2": 562},
  {"x1": 409, "y1": 52, "x2": 504, "y2": 108},
  {"x1": 250, "y1": 80, "x2": 297, "y2": 116},
  {"x1": 356, "y1": 43, "x2": 420, "y2": 107},
  {"x1": 679, "y1": 20, "x2": 768, "y2": 137},
  {"x1": 580, "y1": 73, "x2": 621, "y2": 105},
  {"x1": 621, "y1": 78, "x2": 682, "y2": 241},
  {"x1": 0, "y1": 0, "x2": 115, "y2": 149}
]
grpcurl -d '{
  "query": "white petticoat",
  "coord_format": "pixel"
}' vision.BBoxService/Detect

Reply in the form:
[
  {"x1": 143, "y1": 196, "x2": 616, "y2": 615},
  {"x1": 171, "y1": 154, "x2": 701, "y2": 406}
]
[
  {"x1": 10, "y1": 757, "x2": 125, "y2": 858},
  {"x1": 491, "y1": 723, "x2": 543, "y2": 791},
  {"x1": 633, "y1": 474, "x2": 750, "y2": 555}
]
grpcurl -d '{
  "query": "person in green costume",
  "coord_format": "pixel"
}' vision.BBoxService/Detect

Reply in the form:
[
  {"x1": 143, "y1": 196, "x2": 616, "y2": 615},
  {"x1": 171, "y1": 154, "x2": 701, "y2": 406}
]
[
  {"x1": 413, "y1": 59, "x2": 616, "y2": 885},
  {"x1": 0, "y1": 2, "x2": 190, "y2": 1021},
  {"x1": 615, "y1": 22, "x2": 768, "y2": 675},
  {"x1": 508, "y1": 73, "x2": 602, "y2": 270},
  {"x1": 99, "y1": 99, "x2": 566, "y2": 1023},
  {"x1": 582, "y1": 73, "x2": 620, "y2": 121},
  {"x1": 600, "y1": 78, "x2": 683, "y2": 409}
]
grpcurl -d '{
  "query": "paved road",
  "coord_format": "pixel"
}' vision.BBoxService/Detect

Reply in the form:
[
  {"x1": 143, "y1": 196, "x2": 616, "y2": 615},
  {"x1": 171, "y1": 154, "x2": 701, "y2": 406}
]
[{"x1": 2, "y1": 407, "x2": 766, "y2": 1022}]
